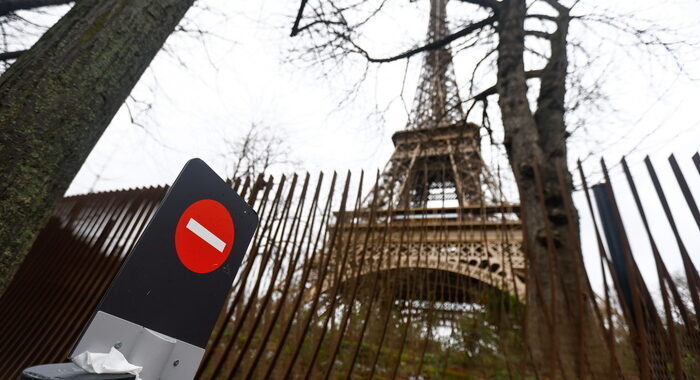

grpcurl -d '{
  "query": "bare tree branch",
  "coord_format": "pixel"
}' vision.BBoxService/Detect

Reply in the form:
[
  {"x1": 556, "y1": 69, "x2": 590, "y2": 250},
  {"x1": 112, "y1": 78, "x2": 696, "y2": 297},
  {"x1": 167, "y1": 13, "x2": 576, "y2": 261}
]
[
  {"x1": 456, "y1": 0, "x2": 500, "y2": 9},
  {"x1": 471, "y1": 69, "x2": 544, "y2": 100},
  {"x1": 542, "y1": 0, "x2": 568, "y2": 13},
  {"x1": 294, "y1": 18, "x2": 345, "y2": 35},
  {"x1": 526, "y1": 13, "x2": 558, "y2": 22},
  {"x1": 525, "y1": 30, "x2": 552, "y2": 40},
  {"x1": 0, "y1": 48, "x2": 24, "y2": 60},
  {"x1": 468, "y1": 46, "x2": 497, "y2": 95},
  {"x1": 0, "y1": 0, "x2": 72, "y2": 17},
  {"x1": 348, "y1": 15, "x2": 497, "y2": 63},
  {"x1": 290, "y1": 0, "x2": 309, "y2": 36}
]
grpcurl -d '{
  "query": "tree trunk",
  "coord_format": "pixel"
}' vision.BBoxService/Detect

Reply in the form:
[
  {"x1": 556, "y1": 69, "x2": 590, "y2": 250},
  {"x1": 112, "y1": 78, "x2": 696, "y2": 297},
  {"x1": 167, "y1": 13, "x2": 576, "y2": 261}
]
[
  {"x1": 496, "y1": 0, "x2": 610, "y2": 377},
  {"x1": 0, "y1": 0, "x2": 194, "y2": 296}
]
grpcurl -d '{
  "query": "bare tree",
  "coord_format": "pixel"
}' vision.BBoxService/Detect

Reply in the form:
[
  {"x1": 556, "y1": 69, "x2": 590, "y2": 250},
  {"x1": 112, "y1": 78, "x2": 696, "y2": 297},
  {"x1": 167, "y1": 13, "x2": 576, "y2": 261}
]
[
  {"x1": 287, "y1": 0, "x2": 692, "y2": 376},
  {"x1": 220, "y1": 122, "x2": 298, "y2": 180}
]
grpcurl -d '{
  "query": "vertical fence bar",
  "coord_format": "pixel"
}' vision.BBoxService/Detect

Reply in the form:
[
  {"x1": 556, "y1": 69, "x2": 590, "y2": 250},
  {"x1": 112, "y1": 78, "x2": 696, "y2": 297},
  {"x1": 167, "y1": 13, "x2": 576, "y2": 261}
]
[
  {"x1": 301, "y1": 171, "x2": 361, "y2": 380},
  {"x1": 344, "y1": 171, "x2": 393, "y2": 379},
  {"x1": 597, "y1": 158, "x2": 652, "y2": 380},
  {"x1": 259, "y1": 172, "x2": 331, "y2": 378},
  {"x1": 197, "y1": 175, "x2": 275, "y2": 378},
  {"x1": 577, "y1": 159, "x2": 622, "y2": 379},
  {"x1": 208, "y1": 175, "x2": 293, "y2": 379},
  {"x1": 621, "y1": 157, "x2": 684, "y2": 379},
  {"x1": 241, "y1": 173, "x2": 318, "y2": 379},
  {"x1": 366, "y1": 181, "x2": 409, "y2": 380},
  {"x1": 645, "y1": 156, "x2": 700, "y2": 322},
  {"x1": 554, "y1": 159, "x2": 597, "y2": 378},
  {"x1": 278, "y1": 172, "x2": 343, "y2": 378},
  {"x1": 668, "y1": 154, "x2": 700, "y2": 230},
  {"x1": 227, "y1": 174, "x2": 306, "y2": 377},
  {"x1": 321, "y1": 172, "x2": 378, "y2": 379},
  {"x1": 388, "y1": 171, "x2": 429, "y2": 380}
]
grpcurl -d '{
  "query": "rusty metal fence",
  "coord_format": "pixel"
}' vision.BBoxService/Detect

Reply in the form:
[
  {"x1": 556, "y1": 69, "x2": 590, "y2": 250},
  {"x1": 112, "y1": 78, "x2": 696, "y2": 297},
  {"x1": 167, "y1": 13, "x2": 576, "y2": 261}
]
[
  {"x1": 0, "y1": 186, "x2": 168, "y2": 376},
  {"x1": 0, "y1": 153, "x2": 698, "y2": 379}
]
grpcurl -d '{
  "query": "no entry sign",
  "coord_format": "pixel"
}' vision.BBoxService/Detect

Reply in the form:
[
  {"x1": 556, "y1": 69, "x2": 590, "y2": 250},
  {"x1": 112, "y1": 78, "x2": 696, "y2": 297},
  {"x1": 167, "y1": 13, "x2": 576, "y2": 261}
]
[
  {"x1": 70, "y1": 158, "x2": 258, "y2": 380},
  {"x1": 175, "y1": 199, "x2": 235, "y2": 273}
]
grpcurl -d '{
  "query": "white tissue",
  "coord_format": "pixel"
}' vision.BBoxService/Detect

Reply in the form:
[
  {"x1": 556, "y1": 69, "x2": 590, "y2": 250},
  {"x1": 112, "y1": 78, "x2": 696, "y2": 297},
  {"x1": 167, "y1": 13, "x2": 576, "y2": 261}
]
[{"x1": 72, "y1": 347, "x2": 143, "y2": 380}]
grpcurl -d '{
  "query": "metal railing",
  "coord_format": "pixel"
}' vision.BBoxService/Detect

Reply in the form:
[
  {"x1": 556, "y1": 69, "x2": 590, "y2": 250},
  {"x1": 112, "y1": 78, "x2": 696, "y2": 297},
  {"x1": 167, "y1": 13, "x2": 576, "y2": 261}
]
[{"x1": 0, "y1": 153, "x2": 697, "y2": 379}]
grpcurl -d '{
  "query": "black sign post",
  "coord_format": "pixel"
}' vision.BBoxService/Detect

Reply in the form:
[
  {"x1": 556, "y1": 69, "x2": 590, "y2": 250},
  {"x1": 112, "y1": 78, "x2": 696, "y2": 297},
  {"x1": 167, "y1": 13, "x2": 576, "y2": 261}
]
[{"x1": 60, "y1": 158, "x2": 258, "y2": 380}]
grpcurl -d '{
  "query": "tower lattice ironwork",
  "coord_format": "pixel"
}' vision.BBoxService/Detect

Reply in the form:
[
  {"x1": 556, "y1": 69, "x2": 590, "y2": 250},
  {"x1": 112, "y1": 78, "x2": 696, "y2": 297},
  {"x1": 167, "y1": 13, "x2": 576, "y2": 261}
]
[
  {"x1": 318, "y1": 0, "x2": 525, "y2": 302},
  {"x1": 371, "y1": 0, "x2": 493, "y2": 210}
]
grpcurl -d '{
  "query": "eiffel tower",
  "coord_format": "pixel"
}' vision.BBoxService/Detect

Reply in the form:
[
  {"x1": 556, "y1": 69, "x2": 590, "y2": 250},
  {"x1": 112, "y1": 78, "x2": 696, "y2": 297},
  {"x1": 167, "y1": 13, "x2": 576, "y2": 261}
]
[
  {"x1": 371, "y1": 0, "x2": 485, "y2": 209},
  {"x1": 319, "y1": 0, "x2": 525, "y2": 302}
]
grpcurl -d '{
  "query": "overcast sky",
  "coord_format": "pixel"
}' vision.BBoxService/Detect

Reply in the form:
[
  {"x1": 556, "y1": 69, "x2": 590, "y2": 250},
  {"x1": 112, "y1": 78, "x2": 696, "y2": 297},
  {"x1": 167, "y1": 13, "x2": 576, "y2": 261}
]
[{"x1": 11, "y1": 0, "x2": 699, "y2": 297}]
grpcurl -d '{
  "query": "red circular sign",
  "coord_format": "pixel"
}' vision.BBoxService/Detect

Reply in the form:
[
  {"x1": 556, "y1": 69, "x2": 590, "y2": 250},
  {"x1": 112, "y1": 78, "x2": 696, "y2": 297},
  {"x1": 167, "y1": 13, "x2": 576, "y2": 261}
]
[{"x1": 175, "y1": 199, "x2": 235, "y2": 273}]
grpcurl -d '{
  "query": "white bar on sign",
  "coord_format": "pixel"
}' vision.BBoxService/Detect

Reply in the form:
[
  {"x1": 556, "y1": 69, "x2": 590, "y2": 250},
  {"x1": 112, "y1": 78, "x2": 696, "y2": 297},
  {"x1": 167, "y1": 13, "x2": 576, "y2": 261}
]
[{"x1": 186, "y1": 218, "x2": 226, "y2": 253}]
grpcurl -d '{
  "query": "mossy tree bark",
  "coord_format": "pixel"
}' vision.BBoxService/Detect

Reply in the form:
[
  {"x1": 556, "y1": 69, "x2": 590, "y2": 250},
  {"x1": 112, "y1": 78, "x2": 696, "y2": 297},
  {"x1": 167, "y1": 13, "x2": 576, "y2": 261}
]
[{"x1": 0, "y1": 0, "x2": 194, "y2": 296}]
